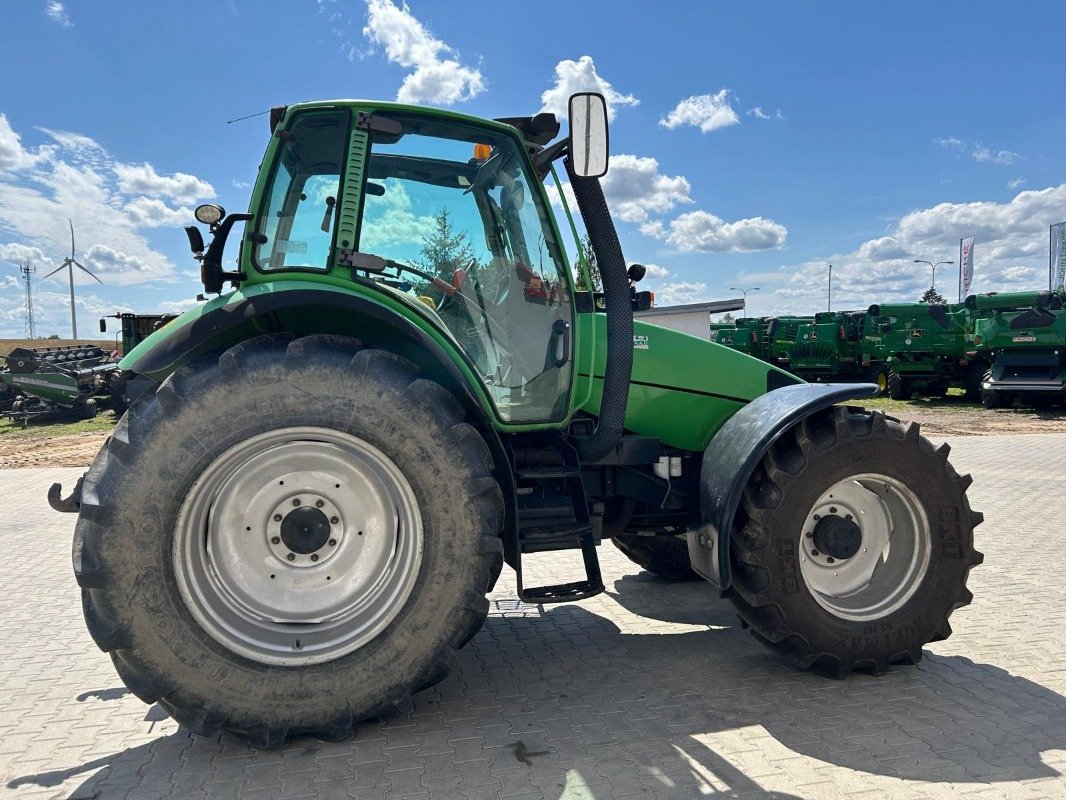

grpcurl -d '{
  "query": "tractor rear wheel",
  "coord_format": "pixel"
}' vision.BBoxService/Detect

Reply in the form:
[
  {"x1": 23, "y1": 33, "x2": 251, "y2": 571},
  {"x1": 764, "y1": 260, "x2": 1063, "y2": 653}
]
[
  {"x1": 612, "y1": 532, "x2": 698, "y2": 581},
  {"x1": 726, "y1": 406, "x2": 982, "y2": 676},
  {"x1": 887, "y1": 372, "x2": 912, "y2": 400},
  {"x1": 73, "y1": 334, "x2": 503, "y2": 745}
]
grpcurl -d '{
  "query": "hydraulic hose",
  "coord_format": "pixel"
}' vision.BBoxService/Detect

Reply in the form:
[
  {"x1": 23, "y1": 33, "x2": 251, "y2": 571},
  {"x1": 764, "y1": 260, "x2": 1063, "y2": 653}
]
[{"x1": 566, "y1": 158, "x2": 632, "y2": 463}]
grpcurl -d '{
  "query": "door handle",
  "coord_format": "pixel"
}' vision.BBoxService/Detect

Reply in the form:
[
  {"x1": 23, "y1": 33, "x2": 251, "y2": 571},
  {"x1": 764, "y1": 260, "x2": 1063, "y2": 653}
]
[{"x1": 552, "y1": 319, "x2": 571, "y2": 367}]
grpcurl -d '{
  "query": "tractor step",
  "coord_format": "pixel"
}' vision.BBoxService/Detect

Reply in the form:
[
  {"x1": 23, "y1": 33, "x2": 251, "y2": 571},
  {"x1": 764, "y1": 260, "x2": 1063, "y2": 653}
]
[
  {"x1": 509, "y1": 434, "x2": 605, "y2": 604},
  {"x1": 520, "y1": 579, "x2": 603, "y2": 603}
]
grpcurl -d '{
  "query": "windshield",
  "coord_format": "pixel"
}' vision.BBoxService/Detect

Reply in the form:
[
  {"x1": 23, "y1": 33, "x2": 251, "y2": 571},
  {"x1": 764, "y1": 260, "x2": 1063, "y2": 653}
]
[{"x1": 357, "y1": 116, "x2": 574, "y2": 424}]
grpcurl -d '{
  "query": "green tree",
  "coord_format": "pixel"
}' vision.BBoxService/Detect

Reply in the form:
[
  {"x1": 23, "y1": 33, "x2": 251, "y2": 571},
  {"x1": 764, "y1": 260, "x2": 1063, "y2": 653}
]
[
  {"x1": 574, "y1": 235, "x2": 602, "y2": 292},
  {"x1": 719, "y1": 312, "x2": 736, "y2": 324},
  {"x1": 416, "y1": 209, "x2": 478, "y2": 283},
  {"x1": 919, "y1": 286, "x2": 947, "y2": 304}
]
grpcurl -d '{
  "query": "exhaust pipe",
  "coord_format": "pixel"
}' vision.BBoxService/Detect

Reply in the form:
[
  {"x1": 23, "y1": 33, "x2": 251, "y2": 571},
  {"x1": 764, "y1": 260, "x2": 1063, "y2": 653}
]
[{"x1": 566, "y1": 162, "x2": 632, "y2": 463}]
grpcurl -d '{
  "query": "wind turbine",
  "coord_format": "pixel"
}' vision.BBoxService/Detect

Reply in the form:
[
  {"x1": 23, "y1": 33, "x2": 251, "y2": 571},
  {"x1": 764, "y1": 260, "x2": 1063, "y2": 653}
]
[{"x1": 43, "y1": 219, "x2": 102, "y2": 339}]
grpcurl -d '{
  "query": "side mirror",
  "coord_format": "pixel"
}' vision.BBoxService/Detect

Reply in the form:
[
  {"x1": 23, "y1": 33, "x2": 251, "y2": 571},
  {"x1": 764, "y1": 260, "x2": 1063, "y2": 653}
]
[{"x1": 568, "y1": 92, "x2": 609, "y2": 177}]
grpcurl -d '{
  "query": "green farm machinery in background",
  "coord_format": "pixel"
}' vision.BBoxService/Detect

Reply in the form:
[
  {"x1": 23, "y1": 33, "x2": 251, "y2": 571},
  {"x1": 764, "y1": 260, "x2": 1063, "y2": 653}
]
[
  {"x1": 100, "y1": 312, "x2": 179, "y2": 356},
  {"x1": 0, "y1": 344, "x2": 114, "y2": 424},
  {"x1": 869, "y1": 302, "x2": 982, "y2": 401},
  {"x1": 968, "y1": 290, "x2": 1066, "y2": 408},
  {"x1": 783, "y1": 311, "x2": 887, "y2": 390}
]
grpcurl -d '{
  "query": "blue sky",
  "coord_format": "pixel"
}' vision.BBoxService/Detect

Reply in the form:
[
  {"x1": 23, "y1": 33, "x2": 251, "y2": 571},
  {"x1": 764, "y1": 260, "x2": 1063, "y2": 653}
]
[{"x1": 1, "y1": 0, "x2": 1065, "y2": 337}]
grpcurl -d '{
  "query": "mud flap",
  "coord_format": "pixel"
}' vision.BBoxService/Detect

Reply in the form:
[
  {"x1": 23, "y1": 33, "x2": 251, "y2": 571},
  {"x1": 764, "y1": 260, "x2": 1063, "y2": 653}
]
[{"x1": 689, "y1": 383, "x2": 879, "y2": 590}]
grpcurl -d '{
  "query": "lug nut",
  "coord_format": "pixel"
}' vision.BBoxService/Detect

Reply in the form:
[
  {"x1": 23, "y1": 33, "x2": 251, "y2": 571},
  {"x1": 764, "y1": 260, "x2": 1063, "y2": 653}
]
[
  {"x1": 827, "y1": 557, "x2": 835, "y2": 564},
  {"x1": 287, "y1": 553, "x2": 295, "y2": 561},
  {"x1": 330, "y1": 516, "x2": 339, "y2": 525},
  {"x1": 274, "y1": 514, "x2": 282, "y2": 522},
  {"x1": 328, "y1": 538, "x2": 337, "y2": 546},
  {"x1": 311, "y1": 554, "x2": 319, "y2": 562},
  {"x1": 812, "y1": 550, "x2": 820, "y2": 556},
  {"x1": 805, "y1": 532, "x2": 813, "y2": 538},
  {"x1": 271, "y1": 536, "x2": 281, "y2": 544},
  {"x1": 316, "y1": 499, "x2": 325, "y2": 508},
  {"x1": 829, "y1": 506, "x2": 837, "y2": 514},
  {"x1": 292, "y1": 499, "x2": 301, "y2": 507}
]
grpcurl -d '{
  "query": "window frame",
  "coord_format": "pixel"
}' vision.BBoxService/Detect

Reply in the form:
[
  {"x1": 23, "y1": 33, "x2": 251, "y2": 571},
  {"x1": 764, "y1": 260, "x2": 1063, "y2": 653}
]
[{"x1": 250, "y1": 109, "x2": 353, "y2": 276}]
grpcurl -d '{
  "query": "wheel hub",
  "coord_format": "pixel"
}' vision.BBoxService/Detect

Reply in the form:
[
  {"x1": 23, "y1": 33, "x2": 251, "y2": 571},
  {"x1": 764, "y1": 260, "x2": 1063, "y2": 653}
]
[
  {"x1": 173, "y1": 427, "x2": 423, "y2": 666},
  {"x1": 798, "y1": 473, "x2": 931, "y2": 622},
  {"x1": 811, "y1": 514, "x2": 862, "y2": 560},
  {"x1": 280, "y1": 506, "x2": 332, "y2": 554}
]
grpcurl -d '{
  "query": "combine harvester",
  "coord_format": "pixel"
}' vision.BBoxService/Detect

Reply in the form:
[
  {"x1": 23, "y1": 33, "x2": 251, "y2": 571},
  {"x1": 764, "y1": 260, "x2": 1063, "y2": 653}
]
[
  {"x1": 968, "y1": 290, "x2": 1066, "y2": 408},
  {"x1": 869, "y1": 302, "x2": 981, "y2": 401},
  {"x1": 784, "y1": 311, "x2": 888, "y2": 392},
  {"x1": 0, "y1": 344, "x2": 114, "y2": 424}
]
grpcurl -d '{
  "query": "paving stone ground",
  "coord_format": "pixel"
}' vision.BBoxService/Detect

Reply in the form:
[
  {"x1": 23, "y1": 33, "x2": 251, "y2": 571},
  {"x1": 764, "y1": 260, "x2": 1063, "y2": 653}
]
[{"x1": 1, "y1": 434, "x2": 1064, "y2": 800}]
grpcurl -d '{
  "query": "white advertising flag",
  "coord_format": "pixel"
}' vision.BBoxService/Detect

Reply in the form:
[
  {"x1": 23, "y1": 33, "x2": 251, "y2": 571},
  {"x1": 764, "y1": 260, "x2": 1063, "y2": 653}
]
[
  {"x1": 960, "y1": 235, "x2": 975, "y2": 299},
  {"x1": 1051, "y1": 222, "x2": 1066, "y2": 291}
]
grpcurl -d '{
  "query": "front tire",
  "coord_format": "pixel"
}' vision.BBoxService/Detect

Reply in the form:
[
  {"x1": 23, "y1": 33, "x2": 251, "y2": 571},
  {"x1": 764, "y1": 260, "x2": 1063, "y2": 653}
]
[
  {"x1": 887, "y1": 372, "x2": 912, "y2": 400},
  {"x1": 863, "y1": 366, "x2": 889, "y2": 396},
  {"x1": 727, "y1": 406, "x2": 982, "y2": 675},
  {"x1": 73, "y1": 334, "x2": 503, "y2": 744}
]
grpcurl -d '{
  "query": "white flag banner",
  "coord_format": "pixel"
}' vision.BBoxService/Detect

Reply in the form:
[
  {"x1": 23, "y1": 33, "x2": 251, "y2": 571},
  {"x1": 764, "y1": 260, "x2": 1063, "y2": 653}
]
[
  {"x1": 1051, "y1": 222, "x2": 1066, "y2": 291},
  {"x1": 960, "y1": 235, "x2": 975, "y2": 298}
]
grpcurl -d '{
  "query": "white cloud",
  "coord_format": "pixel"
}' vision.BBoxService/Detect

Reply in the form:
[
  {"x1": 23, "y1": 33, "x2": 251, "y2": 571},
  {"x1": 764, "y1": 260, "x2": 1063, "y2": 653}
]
[
  {"x1": 642, "y1": 209, "x2": 787, "y2": 252},
  {"x1": 125, "y1": 197, "x2": 192, "y2": 228},
  {"x1": 1007, "y1": 177, "x2": 1026, "y2": 190},
  {"x1": 547, "y1": 154, "x2": 690, "y2": 225},
  {"x1": 660, "y1": 90, "x2": 740, "y2": 133},
  {"x1": 112, "y1": 162, "x2": 214, "y2": 204},
  {"x1": 0, "y1": 115, "x2": 52, "y2": 172},
  {"x1": 362, "y1": 0, "x2": 485, "y2": 105},
  {"x1": 747, "y1": 107, "x2": 770, "y2": 120},
  {"x1": 232, "y1": 179, "x2": 250, "y2": 189},
  {"x1": 641, "y1": 263, "x2": 670, "y2": 280},
  {"x1": 540, "y1": 56, "x2": 639, "y2": 122},
  {"x1": 656, "y1": 281, "x2": 710, "y2": 306},
  {"x1": 44, "y1": 1, "x2": 71, "y2": 27},
  {"x1": 0, "y1": 116, "x2": 215, "y2": 296},
  {"x1": 972, "y1": 144, "x2": 1019, "y2": 166},
  {"x1": 935, "y1": 136, "x2": 1019, "y2": 166},
  {"x1": 600, "y1": 155, "x2": 691, "y2": 223},
  {"x1": 739, "y1": 183, "x2": 1066, "y2": 315}
]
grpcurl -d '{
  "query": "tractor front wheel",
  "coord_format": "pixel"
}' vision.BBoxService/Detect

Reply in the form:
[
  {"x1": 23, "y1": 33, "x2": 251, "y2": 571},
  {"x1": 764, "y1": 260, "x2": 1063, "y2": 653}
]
[
  {"x1": 863, "y1": 366, "x2": 889, "y2": 396},
  {"x1": 727, "y1": 406, "x2": 982, "y2": 675},
  {"x1": 73, "y1": 334, "x2": 503, "y2": 745}
]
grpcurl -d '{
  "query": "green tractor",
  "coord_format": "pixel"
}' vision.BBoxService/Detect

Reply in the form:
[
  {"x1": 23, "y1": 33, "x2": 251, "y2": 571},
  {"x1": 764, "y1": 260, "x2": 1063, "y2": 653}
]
[
  {"x1": 871, "y1": 302, "x2": 982, "y2": 401},
  {"x1": 785, "y1": 311, "x2": 887, "y2": 390},
  {"x1": 968, "y1": 290, "x2": 1066, "y2": 408},
  {"x1": 50, "y1": 95, "x2": 982, "y2": 745},
  {"x1": 100, "y1": 312, "x2": 180, "y2": 413}
]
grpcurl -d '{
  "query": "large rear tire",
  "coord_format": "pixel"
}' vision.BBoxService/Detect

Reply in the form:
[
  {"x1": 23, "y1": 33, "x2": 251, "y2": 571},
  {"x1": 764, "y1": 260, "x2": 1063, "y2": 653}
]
[
  {"x1": 73, "y1": 334, "x2": 503, "y2": 745},
  {"x1": 726, "y1": 406, "x2": 982, "y2": 675}
]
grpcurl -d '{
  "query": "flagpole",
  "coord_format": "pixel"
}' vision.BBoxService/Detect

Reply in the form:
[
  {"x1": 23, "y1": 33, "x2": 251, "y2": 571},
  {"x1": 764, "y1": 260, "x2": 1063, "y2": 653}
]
[{"x1": 958, "y1": 238, "x2": 963, "y2": 303}]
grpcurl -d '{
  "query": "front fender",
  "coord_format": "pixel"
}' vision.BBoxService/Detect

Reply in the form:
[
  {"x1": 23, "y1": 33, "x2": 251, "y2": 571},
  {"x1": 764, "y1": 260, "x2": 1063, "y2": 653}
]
[{"x1": 689, "y1": 383, "x2": 879, "y2": 590}]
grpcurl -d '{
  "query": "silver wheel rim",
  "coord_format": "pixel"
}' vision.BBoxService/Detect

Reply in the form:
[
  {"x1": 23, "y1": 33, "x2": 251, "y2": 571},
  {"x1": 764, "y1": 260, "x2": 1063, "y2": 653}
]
[
  {"x1": 173, "y1": 426, "x2": 423, "y2": 666},
  {"x1": 798, "y1": 473, "x2": 930, "y2": 622}
]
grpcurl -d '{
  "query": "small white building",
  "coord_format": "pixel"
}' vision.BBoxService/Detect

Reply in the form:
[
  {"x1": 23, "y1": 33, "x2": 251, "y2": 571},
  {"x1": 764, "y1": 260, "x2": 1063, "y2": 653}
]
[{"x1": 635, "y1": 299, "x2": 745, "y2": 339}]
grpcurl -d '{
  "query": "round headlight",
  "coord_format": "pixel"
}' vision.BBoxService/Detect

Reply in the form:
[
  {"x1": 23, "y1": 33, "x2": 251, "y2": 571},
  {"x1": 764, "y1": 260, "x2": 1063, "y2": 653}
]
[{"x1": 194, "y1": 204, "x2": 226, "y2": 225}]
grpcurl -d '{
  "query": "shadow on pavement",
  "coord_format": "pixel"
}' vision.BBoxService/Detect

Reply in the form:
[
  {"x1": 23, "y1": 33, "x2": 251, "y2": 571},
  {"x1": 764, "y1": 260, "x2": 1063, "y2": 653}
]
[{"x1": 9, "y1": 579, "x2": 1063, "y2": 799}]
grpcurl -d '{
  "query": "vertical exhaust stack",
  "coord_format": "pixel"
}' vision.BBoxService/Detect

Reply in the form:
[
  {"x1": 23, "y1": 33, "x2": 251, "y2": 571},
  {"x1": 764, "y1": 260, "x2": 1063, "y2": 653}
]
[{"x1": 566, "y1": 164, "x2": 633, "y2": 463}]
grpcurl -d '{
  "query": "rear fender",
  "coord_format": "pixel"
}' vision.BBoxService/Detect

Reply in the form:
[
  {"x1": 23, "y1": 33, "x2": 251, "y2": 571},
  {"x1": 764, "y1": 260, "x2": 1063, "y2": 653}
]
[{"x1": 690, "y1": 383, "x2": 879, "y2": 590}]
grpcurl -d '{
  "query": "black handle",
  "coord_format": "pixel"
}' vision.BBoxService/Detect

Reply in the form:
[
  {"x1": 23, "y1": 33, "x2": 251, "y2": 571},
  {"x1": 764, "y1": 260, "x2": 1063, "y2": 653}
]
[{"x1": 552, "y1": 318, "x2": 571, "y2": 368}]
